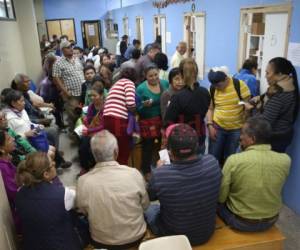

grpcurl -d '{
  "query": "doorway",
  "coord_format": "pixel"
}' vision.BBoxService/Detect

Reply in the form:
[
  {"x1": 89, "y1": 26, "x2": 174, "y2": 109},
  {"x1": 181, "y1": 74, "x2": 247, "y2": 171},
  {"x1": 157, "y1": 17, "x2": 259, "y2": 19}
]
[
  {"x1": 81, "y1": 20, "x2": 102, "y2": 49},
  {"x1": 183, "y1": 12, "x2": 205, "y2": 79},
  {"x1": 153, "y1": 15, "x2": 166, "y2": 53},
  {"x1": 136, "y1": 16, "x2": 144, "y2": 49},
  {"x1": 123, "y1": 16, "x2": 129, "y2": 37},
  {"x1": 46, "y1": 18, "x2": 76, "y2": 42},
  {"x1": 238, "y1": 4, "x2": 292, "y2": 93}
]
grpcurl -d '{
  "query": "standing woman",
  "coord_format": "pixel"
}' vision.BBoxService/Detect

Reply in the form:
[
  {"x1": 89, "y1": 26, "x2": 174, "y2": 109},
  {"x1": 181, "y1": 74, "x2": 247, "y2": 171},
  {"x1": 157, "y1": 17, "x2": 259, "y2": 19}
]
[
  {"x1": 16, "y1": 152, "x2": 81, "y2": 250},
  {"x1": 164, "y1": 58, "x2": 211, "y2": 153},
  {"x1": 136, "y1": 65, "x2": 169, "y2": 178},
  {"x1": 247, "y1": 57, "x2": 299, "y2": 152},
  {"x1": 104, "y1": 67, "x2": 137, "y2": 165}
]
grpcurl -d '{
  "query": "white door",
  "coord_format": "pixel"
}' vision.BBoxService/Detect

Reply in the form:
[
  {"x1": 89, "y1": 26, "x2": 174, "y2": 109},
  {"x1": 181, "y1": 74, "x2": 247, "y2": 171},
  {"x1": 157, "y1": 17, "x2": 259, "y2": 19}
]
[
  {"x1": 139, "y1": 18, "x2": 145, "y2": 49},
  {"x1": 160, "y1": 16, "x2": 167, "y2": 53},
  {"x1": 194, "y1": 14, "x2": 205, "y2": 79},
  {"x1": 260, "y1": 13, "x2": 288, "y2": 93}
]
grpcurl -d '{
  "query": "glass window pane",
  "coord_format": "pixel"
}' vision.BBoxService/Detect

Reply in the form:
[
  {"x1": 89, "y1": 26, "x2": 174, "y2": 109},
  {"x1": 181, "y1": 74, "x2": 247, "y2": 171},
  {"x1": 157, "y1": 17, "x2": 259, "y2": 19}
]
[
  {"x1": 0, "y1": 0, "x2": 7, "y2": 18},
  {"x1": 6, "y1": 0, "x2": 15, "y2": 19}
]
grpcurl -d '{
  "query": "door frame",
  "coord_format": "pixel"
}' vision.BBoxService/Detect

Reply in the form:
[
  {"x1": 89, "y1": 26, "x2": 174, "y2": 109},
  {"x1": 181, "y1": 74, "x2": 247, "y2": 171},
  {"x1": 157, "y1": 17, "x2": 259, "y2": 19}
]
[
  {"x1": 237, "y1": 3, "x2": 292, "y2": 70},
  {"x1": 81, "y1": 20, "x2": 102, "y2": 49},
  {"x1": 153, "y1": 14, "x2": 167, "y2": 53},
  {"x1": 45, "y1": 18, "x2": 77, "y2": 42}
]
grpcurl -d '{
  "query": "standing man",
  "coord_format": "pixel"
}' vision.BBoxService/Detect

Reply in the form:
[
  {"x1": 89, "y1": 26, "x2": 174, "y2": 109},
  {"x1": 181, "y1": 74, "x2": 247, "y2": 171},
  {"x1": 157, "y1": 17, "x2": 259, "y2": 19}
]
[
  {"x1": 116, "y1": 35, "x2": 128, "y2": 67},
  {"x1": 171, "y1": 41, "x2": 187, "y2": 68},
  {"x1": 135, "y1": 43, "x2": 160, "y2": 84},
  {"x1": 124, "y1": 39, "x2": 141, "y2": 60},
  {"x1": 53, "y1": 40, "x2": 84, "y2": 133}
]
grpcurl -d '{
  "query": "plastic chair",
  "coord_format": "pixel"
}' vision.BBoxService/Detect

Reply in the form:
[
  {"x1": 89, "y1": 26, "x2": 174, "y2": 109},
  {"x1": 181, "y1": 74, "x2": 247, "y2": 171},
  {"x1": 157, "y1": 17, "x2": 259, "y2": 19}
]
[{"x1": 139, "y1": 235, "x2": 192, "y2": 250}]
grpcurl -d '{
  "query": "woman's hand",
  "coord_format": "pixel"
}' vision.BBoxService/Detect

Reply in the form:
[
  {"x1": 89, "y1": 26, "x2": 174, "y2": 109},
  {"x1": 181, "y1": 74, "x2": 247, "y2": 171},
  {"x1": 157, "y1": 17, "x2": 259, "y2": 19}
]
[
  {"x1": 25, "y1": 129, "x2": 37, "y2": 138},
  {"x1": 143, "y1": 99, "x2": 153, "y2": 107},
  {"x1": 208, "y1": 125, "x2": 217, "y2": 141}
]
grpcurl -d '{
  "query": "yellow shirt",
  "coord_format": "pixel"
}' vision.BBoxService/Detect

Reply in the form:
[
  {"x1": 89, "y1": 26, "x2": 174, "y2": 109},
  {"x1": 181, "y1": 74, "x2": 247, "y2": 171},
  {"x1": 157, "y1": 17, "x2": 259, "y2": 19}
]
[{"x1": 213, "y1": 78, "x2": 250, "y2": 130}]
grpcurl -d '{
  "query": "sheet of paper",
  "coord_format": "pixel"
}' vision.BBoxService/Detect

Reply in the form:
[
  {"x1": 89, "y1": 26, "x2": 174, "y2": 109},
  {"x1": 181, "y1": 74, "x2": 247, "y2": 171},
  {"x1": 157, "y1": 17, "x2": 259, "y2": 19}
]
[
  {"x1": 82, "y1": 106, "x2": 89, "y2": 114},
  {"x1": 74, "y1": 124, "x2": 86, "y2": 137},
  {"x1": 166, "y1": 32, "x2": 171, "y2": 44},
  {"x1": 287, "y1": 42, "x2": 300, "y2": 67},
  {"x1": 159, "y1": 149, "x2": 171, "y2": 165},
  {"x1": 88, "y1": 25, "x2": 95, "y2": 36}
]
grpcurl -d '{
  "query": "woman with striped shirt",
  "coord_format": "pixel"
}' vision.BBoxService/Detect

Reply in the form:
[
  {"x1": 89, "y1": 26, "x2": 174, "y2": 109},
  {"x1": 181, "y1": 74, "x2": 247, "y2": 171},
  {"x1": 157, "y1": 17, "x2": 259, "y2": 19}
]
[{"x1": 103, "y1": 68, "x2": 137, "y2": 165}]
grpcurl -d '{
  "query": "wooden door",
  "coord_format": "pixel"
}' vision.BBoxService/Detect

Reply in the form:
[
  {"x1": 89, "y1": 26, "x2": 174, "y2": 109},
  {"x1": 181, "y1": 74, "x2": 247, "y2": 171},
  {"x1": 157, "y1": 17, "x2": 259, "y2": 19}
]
[
  {"x1": 46, "y1": 20, "x2": 61, "y2": 40},
  {"x1": 82, "y1": 21, "x2": 101, "y2": 48}
]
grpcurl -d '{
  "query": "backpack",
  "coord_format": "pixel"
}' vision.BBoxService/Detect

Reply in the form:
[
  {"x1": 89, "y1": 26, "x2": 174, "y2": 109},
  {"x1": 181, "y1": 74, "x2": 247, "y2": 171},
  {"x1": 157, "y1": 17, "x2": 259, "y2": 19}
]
[{"x1": 210, "y1": 78, "x2": 242, "y2": 106}]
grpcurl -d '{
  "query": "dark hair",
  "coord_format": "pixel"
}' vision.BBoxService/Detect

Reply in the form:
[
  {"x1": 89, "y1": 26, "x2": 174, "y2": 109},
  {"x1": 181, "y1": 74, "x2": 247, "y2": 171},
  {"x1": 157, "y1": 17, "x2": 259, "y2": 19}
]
[
  {"x1": 208, "y1": 70, "x2": 227, "y2": 85},
  {"x1": 154, "y1": 52, "x2": 168, "y2": 71},
  {"x1": 131, "y1": 48, "x2": 141, "y2": 60},
  {"x1": 92, "y1": 75, "x2": 105, "y2": 85},
  {"x1": 244, "y1": 117, "x2": 271, "y2": 144},
  {"x1": 242, "y1": 59, "x2": 258, "y2": 71},
  {"x1": 0, "y1": 129, "x2": 6, "y2": 149},
  {"x1": 100, "y1": 53, "x2": 110, "y2": 64},
  {"x1": 85, "y1": 59, "x2": 94, "y2": 65},
  {"x1": 91, "y1": 82, "x2": 104, "y2": 95},
  {"x1": 119, "y1": 67, "x2": 137, "y2": 83},
  {"x1": 149, "y1": 43, "x2": 161, "y2": 51},
  {"x1": 4, "y1": 90, "x2": 23, "y2": 107},
  {"x1": 83, "y1": 65, "x2": 96, "y2": 74},
  {"x1": 93, "y1": 48, "x2": 99, "y2": 57},
  {"x1": 179, "y1": 58, "x2": 198, "y2": 90},
  {"x1": 133, "y1": 39, "x2": 141, "y2": 46},
  {"x1": 60, "y1": 35, "x2": 69, "y2": 41},
  {"x1": 122, "y1": 35, "x2": 128, "y2": 40},
  {"x1": 73, "y1": 46, "x2": 83, "y2": 52},
  {"x1": 168, "y1": 67, "x2": 181, "y2": 84},
  {"x1": 144, "y1": 64, "x2": 159, "y2": 76},
  {"x1": 1, "y1": 88, "x2": 13, "y2": 100},
  {"x1": 269, "y1": 57, "x2": 299, "y2": 122},
  {"x1": 155, "y1": 35, "x2": 162, "y2": 44}
]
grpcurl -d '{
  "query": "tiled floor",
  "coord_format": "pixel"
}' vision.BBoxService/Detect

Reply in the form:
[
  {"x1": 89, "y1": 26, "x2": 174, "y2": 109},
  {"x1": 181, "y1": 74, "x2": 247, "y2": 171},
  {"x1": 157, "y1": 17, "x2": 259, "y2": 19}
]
[{"x1": 59, "y1": 132, "x2": 300, "y2": 250}]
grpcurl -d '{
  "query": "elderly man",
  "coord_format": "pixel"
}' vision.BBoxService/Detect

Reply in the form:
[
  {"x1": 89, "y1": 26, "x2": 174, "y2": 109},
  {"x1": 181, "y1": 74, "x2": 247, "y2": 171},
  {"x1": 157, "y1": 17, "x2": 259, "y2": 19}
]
[
  {"x1": 171, "y1": 41, "x2": 187, "y2": 68},
  {"x1": 135, "y1": 43, "x2": 160, "y2": 84},
  {"x1": 146, "y1": 124, "x2": 221, "y2": 246},
  {"x1": 53, "y1": 40, "x2": 84, "y2": 132},
  {"x1": 76, "y1": 130, "x2": 149, "y2": 249},
  {"x1": 219, "y1": 117, "x2": 291, "y2": 232}
]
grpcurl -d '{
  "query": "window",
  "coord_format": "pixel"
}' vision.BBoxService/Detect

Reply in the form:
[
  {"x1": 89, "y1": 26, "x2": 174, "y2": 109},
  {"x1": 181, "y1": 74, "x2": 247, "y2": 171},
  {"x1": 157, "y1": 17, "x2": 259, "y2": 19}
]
[{"x1": 0, "y1": 0, "x2": 16, "y2": 20}]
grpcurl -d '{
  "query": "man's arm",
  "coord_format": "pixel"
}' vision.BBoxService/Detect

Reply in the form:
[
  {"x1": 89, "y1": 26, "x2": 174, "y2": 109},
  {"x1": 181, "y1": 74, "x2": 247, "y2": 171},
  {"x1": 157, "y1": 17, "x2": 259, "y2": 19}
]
[{"x1": 53, "y1": 77, "x2": 70, "y2": 98}]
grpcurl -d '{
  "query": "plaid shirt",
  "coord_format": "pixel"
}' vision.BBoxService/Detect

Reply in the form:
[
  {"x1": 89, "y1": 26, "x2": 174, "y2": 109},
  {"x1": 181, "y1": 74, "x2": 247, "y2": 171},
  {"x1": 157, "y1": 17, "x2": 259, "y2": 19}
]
[{"x1": 52, "y1": 56, "x2": 84, "y2": 96}]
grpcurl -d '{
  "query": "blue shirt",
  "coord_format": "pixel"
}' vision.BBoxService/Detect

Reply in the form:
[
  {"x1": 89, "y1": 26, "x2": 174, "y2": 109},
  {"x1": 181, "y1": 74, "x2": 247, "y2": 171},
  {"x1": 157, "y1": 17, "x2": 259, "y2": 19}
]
[
  {"x1": 234, "y1": 69, "x2": 259, "y2": 97},
  {"x1": 148, "y1": 155, "x2": 222, "y2": 245},
  {"x1": 124, "y1": 45, "x2": 135, "y2": 60}
]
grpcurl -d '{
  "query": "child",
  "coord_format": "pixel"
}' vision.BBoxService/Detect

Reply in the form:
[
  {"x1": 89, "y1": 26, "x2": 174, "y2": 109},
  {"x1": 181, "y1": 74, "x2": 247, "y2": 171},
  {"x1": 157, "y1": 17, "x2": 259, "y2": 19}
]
[
  {"x1": 160, "y1": 67, "x2": 185, "y2": 119},
  {"x1": 81, "y1": 65, "x2": 96, "y2": 107}
]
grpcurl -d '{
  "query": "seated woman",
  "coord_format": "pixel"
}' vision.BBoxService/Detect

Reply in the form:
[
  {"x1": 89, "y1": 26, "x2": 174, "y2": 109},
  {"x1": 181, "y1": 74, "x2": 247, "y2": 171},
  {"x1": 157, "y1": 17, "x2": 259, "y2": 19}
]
[
  {"x1": 15, "y1": 152, "x2": 81, "y2": 250},
  {"x1": 79, "y1": 82, "x2": 105, "y2": 173},
  {"x1": 0, "y1": 129, "x2": 20, "y2": 233},
  {"x1": 3, "y1": 90, "x2": 71, "y2": 169},
  {"x1": 245, "y1": 57, "x2": 299, "y2": 153}
]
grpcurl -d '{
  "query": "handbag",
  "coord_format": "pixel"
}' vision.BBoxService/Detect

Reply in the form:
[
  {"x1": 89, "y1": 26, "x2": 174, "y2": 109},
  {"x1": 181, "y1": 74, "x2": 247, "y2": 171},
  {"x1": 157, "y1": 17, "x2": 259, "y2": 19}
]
[
  {"x1": 28, "y1": 130, "x2": 49, "y2": 152},
  {"x1": 139, "y1": 116, "x2": 162, "y2": 138}
]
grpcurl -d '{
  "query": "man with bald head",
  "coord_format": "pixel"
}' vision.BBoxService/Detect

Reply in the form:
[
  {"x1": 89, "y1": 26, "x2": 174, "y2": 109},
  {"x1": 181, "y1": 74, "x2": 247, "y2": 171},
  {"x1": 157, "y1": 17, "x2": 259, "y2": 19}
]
[
  {"x1": 76, "y1": 130, "x2": 149, "y2": 249},
  {"x1": 171, "y1": 41, "x2": 188, "y2": 68}
]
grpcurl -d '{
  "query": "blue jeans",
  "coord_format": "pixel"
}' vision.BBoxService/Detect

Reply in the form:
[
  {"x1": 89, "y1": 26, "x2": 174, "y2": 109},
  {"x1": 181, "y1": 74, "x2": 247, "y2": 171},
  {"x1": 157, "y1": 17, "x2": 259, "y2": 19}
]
[
  {"x1": 218, "y1": 204, "x2": 277, "y2": 232},
  {"x1": 144, "y1": 204, "x2": 165, "y2": 236},
  {"x1": 208, "y1": 126, "x2": 240, "y2": 164}
]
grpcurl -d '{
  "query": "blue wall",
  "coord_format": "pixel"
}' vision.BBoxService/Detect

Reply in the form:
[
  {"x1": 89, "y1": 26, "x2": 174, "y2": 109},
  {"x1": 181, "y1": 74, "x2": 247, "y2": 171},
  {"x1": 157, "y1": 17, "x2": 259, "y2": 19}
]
[
  {"x1": 43, "y1": 0, "x2": 108, "y2": 47},
  {"x1": 43, "y1": 0, "x2": 300, "y2": 214}
]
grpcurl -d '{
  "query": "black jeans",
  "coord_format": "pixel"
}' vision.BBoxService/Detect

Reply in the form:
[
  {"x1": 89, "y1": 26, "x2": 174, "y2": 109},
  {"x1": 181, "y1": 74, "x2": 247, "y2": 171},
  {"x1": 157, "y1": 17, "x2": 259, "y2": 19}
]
[
  {"x1": 141, "y1": 138, "x2": 161, "y2": 175},
  {"x1": 79, "y1": 136, "x2": 95, "y2": 171},
  {"x1": 271, "y1": 129, "x2": 293, "y2": 153}
]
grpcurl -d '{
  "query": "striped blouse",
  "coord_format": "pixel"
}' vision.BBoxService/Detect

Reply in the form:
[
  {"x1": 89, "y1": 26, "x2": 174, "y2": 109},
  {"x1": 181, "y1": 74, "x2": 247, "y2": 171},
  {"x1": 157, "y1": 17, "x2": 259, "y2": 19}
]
[{"x1": 103, "y1": 78, "x2": 136, "y2": 120}]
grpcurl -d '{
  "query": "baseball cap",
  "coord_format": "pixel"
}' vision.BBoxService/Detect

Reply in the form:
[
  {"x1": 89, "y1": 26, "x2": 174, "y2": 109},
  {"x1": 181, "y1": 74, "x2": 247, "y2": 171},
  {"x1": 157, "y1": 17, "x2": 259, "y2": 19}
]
[
  {"x1": 60, "y1": 40, "x2": 72, "y2": 50},
  {"x1": 167, "y1": 123, "x2": 198, "y2": 158}
]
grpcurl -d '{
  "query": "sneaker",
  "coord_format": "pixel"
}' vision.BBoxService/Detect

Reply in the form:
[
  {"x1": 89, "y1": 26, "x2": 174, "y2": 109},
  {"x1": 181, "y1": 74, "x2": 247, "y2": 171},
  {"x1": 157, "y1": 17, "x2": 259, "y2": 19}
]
[{"x1": 60, "y1": 161, "x2": 72, "y2": 169}]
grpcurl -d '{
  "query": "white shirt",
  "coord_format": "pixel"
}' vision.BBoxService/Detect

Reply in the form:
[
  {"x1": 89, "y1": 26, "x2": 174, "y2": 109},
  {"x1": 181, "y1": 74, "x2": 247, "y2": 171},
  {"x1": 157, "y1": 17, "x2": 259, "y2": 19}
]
[
  {"x1": 171, "y1": 50, "x2": 187, "y2": 68},
  {"x1": 64, "y1": 187, "x2": 76, "y2": 211},
  {"x1": 4, "y1": 108, "x2": 35, "y2": 137},
  {"x1": 116, "y1": 41, "x2": 121, "y2": 56},
  {"x1": 77, "y1": 161, "x2": 149, "y2": 245}
]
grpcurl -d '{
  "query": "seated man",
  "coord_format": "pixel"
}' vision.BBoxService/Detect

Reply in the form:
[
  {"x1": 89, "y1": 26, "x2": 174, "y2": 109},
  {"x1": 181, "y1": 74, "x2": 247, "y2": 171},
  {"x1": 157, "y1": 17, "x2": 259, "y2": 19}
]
[
  {"x1": 146, "y1": 124, "x2": 221, "y2": 246},
  {"x1": 76, "y1": 130, "x2": 149, "y2": 249},
  {"x1": 219, "y1": 117, "x2": 291, "y2": 232}
]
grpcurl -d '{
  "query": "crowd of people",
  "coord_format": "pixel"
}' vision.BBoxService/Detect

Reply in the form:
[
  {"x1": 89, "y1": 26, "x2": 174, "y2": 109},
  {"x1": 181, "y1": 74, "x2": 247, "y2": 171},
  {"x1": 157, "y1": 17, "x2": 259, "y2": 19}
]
[{"x1": 0, "y1": 33, "x2": 298, "y2": 249}]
